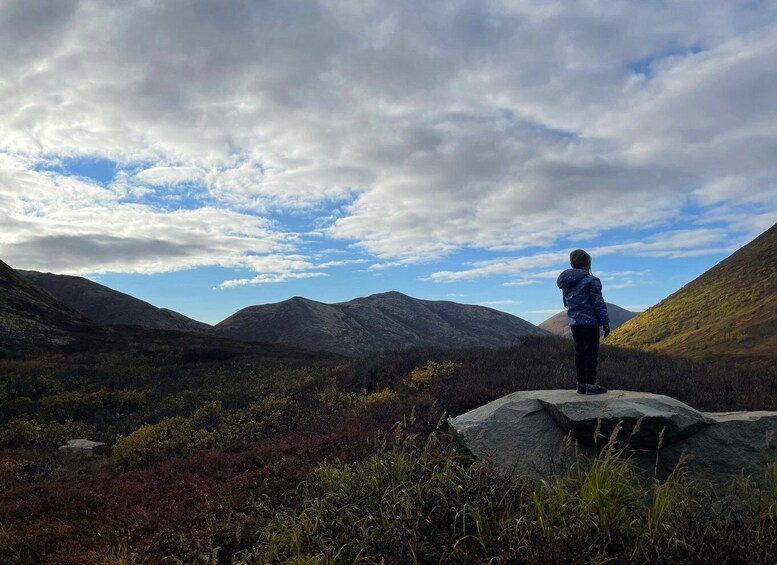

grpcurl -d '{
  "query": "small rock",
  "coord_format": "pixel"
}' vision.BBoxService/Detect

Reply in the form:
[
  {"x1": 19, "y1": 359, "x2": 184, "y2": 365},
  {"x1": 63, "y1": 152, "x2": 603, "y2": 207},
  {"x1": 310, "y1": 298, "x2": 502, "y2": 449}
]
[{"x1": 58, "y1": 439, "x2": 106, "y2": 456}]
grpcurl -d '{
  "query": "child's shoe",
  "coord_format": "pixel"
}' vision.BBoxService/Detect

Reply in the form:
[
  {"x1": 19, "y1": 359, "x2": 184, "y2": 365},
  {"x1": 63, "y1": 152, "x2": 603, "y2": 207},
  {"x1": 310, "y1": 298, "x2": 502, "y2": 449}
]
[{"x1": 585, "y1": 383, "x2": 607, "y2": 395}]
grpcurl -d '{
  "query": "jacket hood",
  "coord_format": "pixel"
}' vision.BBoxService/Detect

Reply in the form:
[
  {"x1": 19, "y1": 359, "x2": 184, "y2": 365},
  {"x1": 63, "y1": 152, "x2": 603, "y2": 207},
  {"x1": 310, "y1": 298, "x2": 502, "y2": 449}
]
[{"x1": 557, "y1": 268, "x2": 590, "y2": 290}]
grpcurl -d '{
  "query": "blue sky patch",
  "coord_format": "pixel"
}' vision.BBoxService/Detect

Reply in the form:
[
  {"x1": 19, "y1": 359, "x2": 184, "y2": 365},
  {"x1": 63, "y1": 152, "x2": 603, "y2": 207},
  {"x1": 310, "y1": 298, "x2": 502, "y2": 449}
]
[{"x1": 36, "y1": 156, "x2": 119, "y2": 185}]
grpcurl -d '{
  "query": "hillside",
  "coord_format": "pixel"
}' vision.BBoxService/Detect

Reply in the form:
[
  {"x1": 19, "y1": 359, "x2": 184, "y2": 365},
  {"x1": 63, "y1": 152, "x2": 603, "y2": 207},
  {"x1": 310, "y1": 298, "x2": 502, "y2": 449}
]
[
  {"x1": 0, "y1": 259, "x2": 88, "y2": 348},
  {"x1": 19, "y1": 271, "x2": 212, "y2": 333},
  {"x1": 216, "y1": 291, "x2": 550, "y2": 355},
  {"x1": 1, "y1": 260, "x2": 334, "y2": 364},
  {"x1": 539, "y1": 303, "x2": 637, "y2": 338},
  {"x1": 609, "y1": 223, "x2": 777, "y2": 363}
]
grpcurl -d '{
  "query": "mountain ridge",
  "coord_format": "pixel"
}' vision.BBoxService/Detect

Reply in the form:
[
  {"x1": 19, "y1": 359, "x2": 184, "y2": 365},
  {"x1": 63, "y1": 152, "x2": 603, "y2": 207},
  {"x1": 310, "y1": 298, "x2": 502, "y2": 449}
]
[
  {"x1": 8, "y1": 264, "x2": 552, "y2": 357},
  {"x1": 18, "y1": 270, "x2": 212, "y2": 333},
  {"x1": 0, "y1": 260, "x2": 88, "y2": 349},
  {"x1": 216, "y1": 290, "x2": 551, "y2": 355},
  {"x1": 609, "y1": 223, "x2": 777, "y2": 363}
]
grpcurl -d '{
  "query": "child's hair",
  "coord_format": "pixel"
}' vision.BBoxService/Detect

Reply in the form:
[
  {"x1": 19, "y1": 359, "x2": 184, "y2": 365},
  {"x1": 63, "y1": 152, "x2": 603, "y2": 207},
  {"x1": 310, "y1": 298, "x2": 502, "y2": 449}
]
[{"x1": 570, "y1": 249, "x2": 592, "y2": 272}]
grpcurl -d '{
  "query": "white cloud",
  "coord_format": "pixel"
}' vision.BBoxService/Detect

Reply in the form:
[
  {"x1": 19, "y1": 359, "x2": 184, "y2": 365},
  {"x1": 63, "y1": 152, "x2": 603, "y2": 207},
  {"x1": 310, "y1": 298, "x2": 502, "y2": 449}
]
[
  {"x1": 526, "y1": 309, "x2": 565, "y2": 315},
  {"x1": 0, "y1": 0, "x2": 775, "y2": 276},
  {"x1": 431, "y1": 251, "x2": 568, "y2": 282},
  {"x1": 0, "y1": 156, "x2": 298, "y2": 274},
  {"x1": 316, "y1": 259, "x2": 370, "y2": 268},
  {"x1": 215, "y1": 254, "x2": 366, "y2": 290},
  {"x1": 217, "y1": 272, "x2": 327, "y2": 290},
  {"x1": 134, "y1": 166, "x2": 206, "y2": 186},
  {"x1": 430, "y1": 229, "x2": 730, "y2": 282},
  {"x1": 501, "y1": 280, "x2": 541, "y2": 287},
  {"x1": 479, "y1": 300, "x2": 522, "y2": 306}
]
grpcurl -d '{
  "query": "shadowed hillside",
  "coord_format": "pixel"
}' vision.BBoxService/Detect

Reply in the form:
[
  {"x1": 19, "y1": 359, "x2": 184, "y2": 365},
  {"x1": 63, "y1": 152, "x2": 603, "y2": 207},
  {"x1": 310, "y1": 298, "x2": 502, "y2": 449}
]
[
  {"x1": 0, "y1": 259, "x2": 88, "y2": 349},
  {"x1": 216, "y1": 291, "x2": 550, "y2": 355},
  {"x1": 609, "y1": 223, "x2": 777, "y2": 363},
  {"x1": 539, "y1": 303, "x2": 637, "y2": 338},
  {"x1": 0, "y1": 259, "x2": 338, "y2": 365},
  {"x1": 20, "y1": 270, "x2": 212, "y2": 333}
]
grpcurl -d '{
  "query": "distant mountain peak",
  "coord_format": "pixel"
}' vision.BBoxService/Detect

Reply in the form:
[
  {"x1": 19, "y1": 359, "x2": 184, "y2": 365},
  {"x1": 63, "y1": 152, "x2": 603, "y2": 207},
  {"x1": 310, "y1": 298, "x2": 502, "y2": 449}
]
[
  {"x1": 217, "y1": 291, "x2": 550, "y2": 356},
  {"x1": 359, "y1": 290, "x2": 412, "y2": 301}
]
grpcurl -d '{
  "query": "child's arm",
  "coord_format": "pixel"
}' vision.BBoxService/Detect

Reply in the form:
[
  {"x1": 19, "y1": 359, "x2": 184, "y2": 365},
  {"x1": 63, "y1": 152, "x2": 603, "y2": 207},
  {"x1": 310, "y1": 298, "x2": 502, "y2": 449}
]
[{"x1": 589, "y1": 277, "x2": 610, "y2": 326}]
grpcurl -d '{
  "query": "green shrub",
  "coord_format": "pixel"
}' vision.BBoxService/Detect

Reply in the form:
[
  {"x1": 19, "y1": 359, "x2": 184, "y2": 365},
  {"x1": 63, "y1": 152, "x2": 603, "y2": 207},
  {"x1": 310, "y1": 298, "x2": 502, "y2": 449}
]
[
  {"x1": 0, "y1": 417, "x2": 91, "y2": 450},
  {"x1": 409, "y1": 361, "x2": 462, "y2": 390},
  {"x1": 192, "y1": 400, "x2": 225, "y2": 431},
  {"x1": 113, "y1": 389, "x2": 149, "y2": 410},
  {"x1": 356, "y1": 388, "x2": 399, "y2": 406},
  {"x1": 113, "y1": 417, "x2": 214, "y2": 469},
  {"x1": 41, "y1": 389, "x2": 109, "y2": 422},
  {"x1": 216, "y1": 394, "x2": 295, "y2": 449},
  {"x1": 316, "y1": 383, "x2": 353, "y2": 413}
]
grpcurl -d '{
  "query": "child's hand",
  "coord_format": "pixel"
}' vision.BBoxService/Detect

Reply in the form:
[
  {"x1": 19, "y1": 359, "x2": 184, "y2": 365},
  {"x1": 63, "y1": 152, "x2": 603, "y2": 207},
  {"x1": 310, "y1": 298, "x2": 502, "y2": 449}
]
[{"x1": 603, "y1": 324, "x2": 610, "y2": 338}]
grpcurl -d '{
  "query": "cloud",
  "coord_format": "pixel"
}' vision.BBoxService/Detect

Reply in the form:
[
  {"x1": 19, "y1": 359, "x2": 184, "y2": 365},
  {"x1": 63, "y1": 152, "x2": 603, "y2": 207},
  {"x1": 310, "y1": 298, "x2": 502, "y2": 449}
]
[
  {"x1": 527, "y1": 309, "x2": 565, "y2": 315},
  {"x1": 217, "y1": 272, "x2": 327, "y2": 290},
  {"x1": 134, "y1": 166, "x2": 206, "y2": 186},
  {"x1": 315, "y1": 259, "x2": 370, "y2": 268},
  {"x1": 0, "y1": 0, "x2": 775, "y2": 277},
  {"x1": 501, "y1": 280, "x2": 541, "y2": 287},
  {"x1": 214, "y1": 255, "x2": 368, "y2": 289},
  {"x1": 431, "y1": 251, "x2": 569, "y2": 282},
  {"x1": 479, "y1": 300, "x2": 522, "y2": 306},
  {"x1": 430, "y1": 229, "x2": 730, "y2": 282},
  {"x1": 0, "y1": 154, "x2": 302, "y2": 274}
]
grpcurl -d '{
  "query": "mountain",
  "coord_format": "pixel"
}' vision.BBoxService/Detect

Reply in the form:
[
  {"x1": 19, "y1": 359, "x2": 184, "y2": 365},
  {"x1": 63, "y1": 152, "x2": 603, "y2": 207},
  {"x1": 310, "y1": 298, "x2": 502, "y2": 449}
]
[
  {"x1": 539, "y1": 303, "x2": 638, "y2": 338},
  {"x1": 609, "y1": 223, "x2": 777, "y2": 363},
  {"x1": 1, "y1": 259, "x2": 340, "y2": 363},
  {"x1": 0, "y1": 260, "x2": 87, "y2": 348},
  {"x1": 19, "y1": 271, "x2": 212, "y2": 333},
  {"x1": 216, "y1": 291, "x2": 550, "y2": 355}
]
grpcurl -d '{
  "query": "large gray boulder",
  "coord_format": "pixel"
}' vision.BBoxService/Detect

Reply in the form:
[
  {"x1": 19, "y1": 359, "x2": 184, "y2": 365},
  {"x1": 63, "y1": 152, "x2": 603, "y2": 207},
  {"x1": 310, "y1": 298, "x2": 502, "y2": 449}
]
[{"x1": 448, "y1": 390, "x2": 777, "y2": 481}]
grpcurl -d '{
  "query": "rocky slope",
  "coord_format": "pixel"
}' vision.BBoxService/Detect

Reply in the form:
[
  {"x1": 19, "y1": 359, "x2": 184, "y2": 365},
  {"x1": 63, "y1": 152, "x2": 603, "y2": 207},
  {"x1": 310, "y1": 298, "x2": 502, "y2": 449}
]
[
  {"x1": 216, "y1": 291, "x2": 550, "y2": 355},
  {"x1": 539, "y1": 303, "x2": 637, "y2": 338},
  {"x1": 19, "y1": 271, "x2": 212, "y2": 332},
  {"x1": 0, "y1": 260, "x2": 87, "y2": 348},
  {"x1": 609, "y1": 222, "x2": 777, "y2": 363}
]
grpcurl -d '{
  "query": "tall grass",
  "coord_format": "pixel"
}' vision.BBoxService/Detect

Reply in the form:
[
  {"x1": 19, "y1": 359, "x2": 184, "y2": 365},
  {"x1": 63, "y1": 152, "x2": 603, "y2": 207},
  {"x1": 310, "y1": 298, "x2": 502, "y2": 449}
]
[{"x1": 249, "y1": 433, "x2": 777, "y2": 564}]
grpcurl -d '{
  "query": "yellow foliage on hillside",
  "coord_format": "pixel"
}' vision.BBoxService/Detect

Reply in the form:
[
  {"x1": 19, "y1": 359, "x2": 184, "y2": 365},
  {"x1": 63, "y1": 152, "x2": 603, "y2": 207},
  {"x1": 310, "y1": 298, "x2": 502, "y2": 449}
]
[{"x1": 609, "y1": 223, "x2": 777, "y2": 364}]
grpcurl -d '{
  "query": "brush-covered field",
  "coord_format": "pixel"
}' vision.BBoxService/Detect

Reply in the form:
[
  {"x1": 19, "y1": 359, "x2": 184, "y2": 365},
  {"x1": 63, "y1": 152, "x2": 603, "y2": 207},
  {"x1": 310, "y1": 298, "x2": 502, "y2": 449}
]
[{"x1": 1, "y1": 336, "x2": 776, "y2": 564}]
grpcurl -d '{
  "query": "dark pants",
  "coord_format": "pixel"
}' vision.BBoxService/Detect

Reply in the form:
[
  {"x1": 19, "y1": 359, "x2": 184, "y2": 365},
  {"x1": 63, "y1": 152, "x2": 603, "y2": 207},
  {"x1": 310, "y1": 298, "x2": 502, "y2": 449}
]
[{"x1": 570, "y1": 325, "x2": 600, "y2": 386}]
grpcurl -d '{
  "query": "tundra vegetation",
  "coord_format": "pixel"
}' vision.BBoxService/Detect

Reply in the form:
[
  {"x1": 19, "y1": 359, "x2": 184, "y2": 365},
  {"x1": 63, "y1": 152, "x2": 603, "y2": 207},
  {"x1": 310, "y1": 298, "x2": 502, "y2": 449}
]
[{"x1": 0, "y1": 336, "x2": 776, "y2": 564}]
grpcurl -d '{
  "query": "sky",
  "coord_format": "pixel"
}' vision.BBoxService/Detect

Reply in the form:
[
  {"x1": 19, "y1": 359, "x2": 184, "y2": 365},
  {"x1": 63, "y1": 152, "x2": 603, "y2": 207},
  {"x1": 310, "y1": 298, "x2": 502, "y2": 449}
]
[{"x1": 1, "y1": 0, "x2": 776, "y2": 326}]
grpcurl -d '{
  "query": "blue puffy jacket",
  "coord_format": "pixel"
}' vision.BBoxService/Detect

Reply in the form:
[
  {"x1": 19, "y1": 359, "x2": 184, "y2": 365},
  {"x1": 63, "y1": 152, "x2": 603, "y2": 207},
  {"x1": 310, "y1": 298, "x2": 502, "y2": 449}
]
[{"x1": 556, "y1": 268, "x2": 610, "y2": 327}]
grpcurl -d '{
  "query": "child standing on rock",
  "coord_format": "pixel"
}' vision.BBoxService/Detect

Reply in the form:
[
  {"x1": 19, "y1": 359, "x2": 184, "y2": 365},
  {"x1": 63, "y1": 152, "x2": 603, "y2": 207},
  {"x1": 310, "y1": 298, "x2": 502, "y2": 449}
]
[{"x1": 557, "y1": 249, "x2": 610, "y2": 395}]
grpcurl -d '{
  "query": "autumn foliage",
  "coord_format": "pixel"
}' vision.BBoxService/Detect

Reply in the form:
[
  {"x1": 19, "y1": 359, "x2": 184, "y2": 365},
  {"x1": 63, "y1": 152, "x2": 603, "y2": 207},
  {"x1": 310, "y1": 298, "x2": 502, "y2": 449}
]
[{"x1": 1, "y1": 336, "x2": 776, "y2": 563}]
